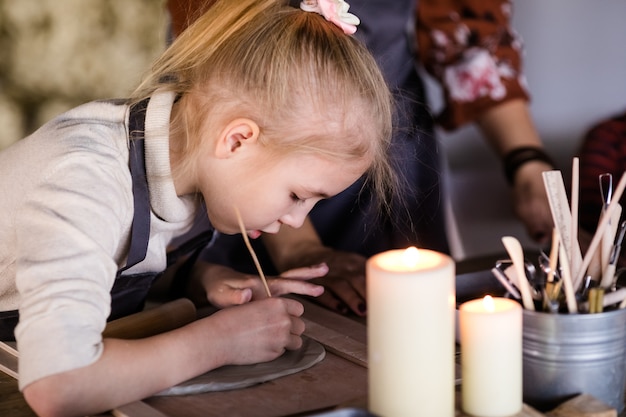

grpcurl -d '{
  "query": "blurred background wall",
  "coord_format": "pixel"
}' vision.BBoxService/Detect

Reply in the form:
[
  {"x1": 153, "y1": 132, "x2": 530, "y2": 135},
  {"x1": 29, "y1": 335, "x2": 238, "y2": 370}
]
[
  {"x1": 0, "y1": 0, "x2": 167, "y2": 149},
  {"x1": 1, "y1": 0, "x2": 625, "y2": 261},
  {"x1": 431, "y1": 0, "x2": 626, "y2": 260}
]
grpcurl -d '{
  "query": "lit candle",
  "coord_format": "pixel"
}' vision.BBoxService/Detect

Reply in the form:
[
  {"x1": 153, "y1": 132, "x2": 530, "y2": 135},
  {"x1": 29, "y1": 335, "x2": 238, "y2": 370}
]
[
  {"x1": 367, "y1": 247, "x2": 455, "y2": 417},
  {"x1": 460, "y1": 296, "x2": 522, "y2": 417}
]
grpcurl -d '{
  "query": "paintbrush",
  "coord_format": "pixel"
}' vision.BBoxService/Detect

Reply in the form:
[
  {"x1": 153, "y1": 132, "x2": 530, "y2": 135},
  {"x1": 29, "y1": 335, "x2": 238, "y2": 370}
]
[{"x1": 234, "y1": 206, "x2": 272, "y2": 298}]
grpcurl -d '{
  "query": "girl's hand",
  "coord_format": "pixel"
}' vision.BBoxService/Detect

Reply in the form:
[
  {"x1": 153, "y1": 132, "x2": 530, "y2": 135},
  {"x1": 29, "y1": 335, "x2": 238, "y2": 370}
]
[
  {"x1": 191, "y1": 261, "x2": 325, "y2": 308},
  {"x1": 206, "y1": 297, "x2": 306, "y2": 365}
]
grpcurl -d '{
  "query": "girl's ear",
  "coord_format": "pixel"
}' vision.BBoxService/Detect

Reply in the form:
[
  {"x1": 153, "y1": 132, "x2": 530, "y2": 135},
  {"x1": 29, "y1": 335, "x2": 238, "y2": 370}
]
[{"x1": 214, "y1": 118, "x2": 260, "y2": 158}]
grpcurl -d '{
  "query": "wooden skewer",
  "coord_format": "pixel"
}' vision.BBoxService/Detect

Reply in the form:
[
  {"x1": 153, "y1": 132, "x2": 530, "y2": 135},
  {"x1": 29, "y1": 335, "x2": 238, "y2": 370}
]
[
  {"x1": 547, "y1": 228, "x2": 559, "y2": 284},
  {"x1": 558, "y1": 240, "x2": 578, "y2": 314},
  {"x1": 570, "y1": 157, "x2": 579, "y2": 276},
  {"x1": 234, "y1": 206, "x2": 272, "y2": 297}
]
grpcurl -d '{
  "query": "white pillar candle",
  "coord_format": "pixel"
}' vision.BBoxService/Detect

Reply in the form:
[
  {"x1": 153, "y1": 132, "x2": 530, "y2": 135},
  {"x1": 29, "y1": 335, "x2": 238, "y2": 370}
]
[
  {"x1": 460, "y1": 296, "x2": 522, "y2": 417},
  {"x1": 367, "y1": 247, "x2": 455, "y2": 417}
]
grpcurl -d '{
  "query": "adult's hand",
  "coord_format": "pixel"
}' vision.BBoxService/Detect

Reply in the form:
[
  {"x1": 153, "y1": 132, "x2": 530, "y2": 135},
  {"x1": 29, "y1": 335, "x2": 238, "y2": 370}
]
[{"x1": 512, "y1": 160, "x2": 554, "y2": 245}]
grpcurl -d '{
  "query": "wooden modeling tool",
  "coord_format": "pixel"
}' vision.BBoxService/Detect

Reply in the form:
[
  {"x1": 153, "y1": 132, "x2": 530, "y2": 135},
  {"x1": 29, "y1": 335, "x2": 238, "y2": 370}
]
[
  {"x1": 490, "y1": 267, "x2": 522, "y2": 300},
  {"x1": 557, "y1": 239, "x2": 578, "y2": 314},
  {"x1": 234, "y1": 206, "x2": 272, "y2": 297},
  {"x1": 599, "y1": 212, "x2": 624, "y2": 289},
  {"x1": 543, "y1": 229, "x2": 561, "y2": 312},
  {"x1": 501, "y1": 236, "x2": 535, "y2": 310},
  {"x1": 546, "y1": 228, "x2": 559, "y2": 284},
  {"x1": 593, "y1": 173, "x2": 615, "y2": 283},
  {"x1": 574, "y1": 172, "x2": 626, "y2": 291}
]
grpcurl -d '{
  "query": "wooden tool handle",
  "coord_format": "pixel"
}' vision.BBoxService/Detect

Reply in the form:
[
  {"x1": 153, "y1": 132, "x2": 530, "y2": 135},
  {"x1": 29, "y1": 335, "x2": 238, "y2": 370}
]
[{"x1": 103, "y1": 298, "x2": 197, "y2": 340}]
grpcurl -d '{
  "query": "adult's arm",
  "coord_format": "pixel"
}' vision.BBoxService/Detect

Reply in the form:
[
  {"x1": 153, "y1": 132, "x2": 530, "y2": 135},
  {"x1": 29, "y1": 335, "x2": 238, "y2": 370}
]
[{"x1": 416, "y1": 0, "x2": 554, "y2": 243}]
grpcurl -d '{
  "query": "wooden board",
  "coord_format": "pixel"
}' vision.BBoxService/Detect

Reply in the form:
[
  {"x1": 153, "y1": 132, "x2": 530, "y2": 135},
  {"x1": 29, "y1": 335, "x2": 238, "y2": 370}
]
[{"x1": 1, "y1": 296, "x2": 623, "y2": 417}]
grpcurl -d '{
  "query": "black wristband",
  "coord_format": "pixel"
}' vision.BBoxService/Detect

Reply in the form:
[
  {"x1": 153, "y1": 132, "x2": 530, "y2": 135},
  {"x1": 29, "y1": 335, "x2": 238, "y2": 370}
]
[{"x1": 503, "y1": 146, "x2": 555, "y2": 185}]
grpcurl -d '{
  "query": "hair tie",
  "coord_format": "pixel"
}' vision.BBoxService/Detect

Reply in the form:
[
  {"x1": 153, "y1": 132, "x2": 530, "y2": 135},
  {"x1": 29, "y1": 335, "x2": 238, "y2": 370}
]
[{"x1": 300, "y1": 0, "x2": 360, "y2": 35}]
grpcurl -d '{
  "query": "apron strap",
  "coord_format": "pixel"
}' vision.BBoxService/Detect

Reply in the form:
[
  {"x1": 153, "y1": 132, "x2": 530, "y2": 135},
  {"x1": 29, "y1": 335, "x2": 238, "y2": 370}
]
[{"x1": 118, "y1": 98, "x2": 152, "y2": 275}]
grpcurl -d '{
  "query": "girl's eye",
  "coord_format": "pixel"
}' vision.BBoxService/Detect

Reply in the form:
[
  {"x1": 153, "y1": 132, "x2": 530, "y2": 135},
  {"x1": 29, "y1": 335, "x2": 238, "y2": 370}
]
[{"x1": 290, "y1": 193, "x2": 305, "y2": 203}]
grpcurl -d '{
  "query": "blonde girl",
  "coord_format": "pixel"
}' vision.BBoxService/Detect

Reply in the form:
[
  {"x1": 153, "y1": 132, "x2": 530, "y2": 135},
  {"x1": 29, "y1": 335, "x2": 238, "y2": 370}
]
[{"x1": 0, "y1": 0, "x2": 394, "y2": 415}]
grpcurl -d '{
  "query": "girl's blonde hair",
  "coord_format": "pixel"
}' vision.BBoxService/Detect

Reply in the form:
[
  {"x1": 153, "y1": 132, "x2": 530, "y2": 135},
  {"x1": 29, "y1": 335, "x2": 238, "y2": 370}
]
[{"x1": 132, "y1": 0, "x2": 395, "y2": 208}]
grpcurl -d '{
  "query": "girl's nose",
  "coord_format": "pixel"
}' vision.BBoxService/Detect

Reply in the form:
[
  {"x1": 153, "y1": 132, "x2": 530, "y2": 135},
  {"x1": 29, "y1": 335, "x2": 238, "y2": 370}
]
[{"x1": 280, "y1": 204, "x2": 312, "y2": 229}]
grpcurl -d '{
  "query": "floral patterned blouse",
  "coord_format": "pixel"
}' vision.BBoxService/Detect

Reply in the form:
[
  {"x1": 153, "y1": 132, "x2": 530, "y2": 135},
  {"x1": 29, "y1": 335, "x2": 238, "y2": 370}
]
[{"x1": 416, "y1": 0, "x2": 529, "y2": 130}]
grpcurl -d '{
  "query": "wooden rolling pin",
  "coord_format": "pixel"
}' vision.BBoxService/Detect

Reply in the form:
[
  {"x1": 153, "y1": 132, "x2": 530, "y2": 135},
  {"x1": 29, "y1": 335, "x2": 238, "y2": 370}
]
[{"x1": 103, "y1": 298, "x2": 197, "y2": 339}]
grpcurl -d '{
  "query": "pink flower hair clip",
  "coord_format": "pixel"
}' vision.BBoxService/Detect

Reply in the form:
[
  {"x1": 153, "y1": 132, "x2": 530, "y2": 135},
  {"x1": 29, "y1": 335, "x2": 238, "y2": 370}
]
[{"x1": 300, "y1": 0, "x2": 360, "y2": 35}]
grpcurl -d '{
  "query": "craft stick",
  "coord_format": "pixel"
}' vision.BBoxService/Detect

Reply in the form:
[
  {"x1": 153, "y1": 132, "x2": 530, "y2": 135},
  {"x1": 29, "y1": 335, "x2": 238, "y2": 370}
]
[
  {"x1": 234, "y1": 206, "x2": 272, "y2": 297},
  {"x1": 501, "y1": 236, "x2": 535, "y2": 310},
  {"x1": 571, "y1": 157, "x2": 579, "y2": 276},
  {"x1": 574, "y1": 172, "x2": 626, "y2": 290},
  {"x1": 558, "y1": 240, "x2": 578, "y2": 314},
  {"x1": 546, "y1": 228, "x2": 559, "y2": 284}
]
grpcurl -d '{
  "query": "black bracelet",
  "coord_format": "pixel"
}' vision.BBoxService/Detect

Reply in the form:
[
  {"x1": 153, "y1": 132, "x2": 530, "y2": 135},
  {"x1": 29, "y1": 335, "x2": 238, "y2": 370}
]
[{"x1": 503, "y1": 146, "x2": 555, "y2": 185}]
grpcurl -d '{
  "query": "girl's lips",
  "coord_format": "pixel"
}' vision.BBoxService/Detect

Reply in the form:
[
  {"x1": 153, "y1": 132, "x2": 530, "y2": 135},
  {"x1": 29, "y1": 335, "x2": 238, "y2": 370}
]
[{"x1": 248, "y1": 230, "x2": 262, "y2": 239}]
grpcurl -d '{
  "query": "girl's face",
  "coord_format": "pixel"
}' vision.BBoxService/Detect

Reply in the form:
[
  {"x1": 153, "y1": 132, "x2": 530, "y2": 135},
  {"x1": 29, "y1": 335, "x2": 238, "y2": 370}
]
[
  {"x1": 202, "y1": 148, "x2": 368, "y2": 238},
  {"x1": 168, "y1": 98, "x2": 371, "y2": 239}
]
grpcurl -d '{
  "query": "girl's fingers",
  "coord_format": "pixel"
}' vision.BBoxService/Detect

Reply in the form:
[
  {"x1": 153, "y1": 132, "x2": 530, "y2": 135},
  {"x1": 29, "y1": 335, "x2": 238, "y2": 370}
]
[
  {"x1": 267, "y1": 279, "x2": 324, "y2": 297},
  {"x1": 209, "y1": 287, "x2": 252, "y2": 308},
  {"x1": 279, "y1": 263, "x2": 329, "y2": 279}
]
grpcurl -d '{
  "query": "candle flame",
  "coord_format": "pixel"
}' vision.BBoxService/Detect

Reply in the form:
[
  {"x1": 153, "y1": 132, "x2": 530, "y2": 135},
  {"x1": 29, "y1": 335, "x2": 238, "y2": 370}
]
[
  {"x1": 483, "y1": 295, "x2": 495, "y2": 312},
  {"x1": 402, "y1": 246, "x2": 420, "y2": 268}
]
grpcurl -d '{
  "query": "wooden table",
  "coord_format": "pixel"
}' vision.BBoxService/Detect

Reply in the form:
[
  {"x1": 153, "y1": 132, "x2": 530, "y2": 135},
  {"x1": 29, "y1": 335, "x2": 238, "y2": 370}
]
[
  {"x1": 1, "y1": 278, "x2": 623, "y2": 417},
  {"x1": 0, "y1": 298, "x2": 370, "y2": 417},
  {"x1": 142, "y1": 298, "x2": 370, "y2": 417}
]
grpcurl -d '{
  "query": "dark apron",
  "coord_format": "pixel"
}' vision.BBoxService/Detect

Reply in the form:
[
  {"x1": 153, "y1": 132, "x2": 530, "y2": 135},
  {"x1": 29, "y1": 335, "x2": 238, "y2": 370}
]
[{"x1": 0, "y1": 97, "x2": 213, "y2": 340}]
